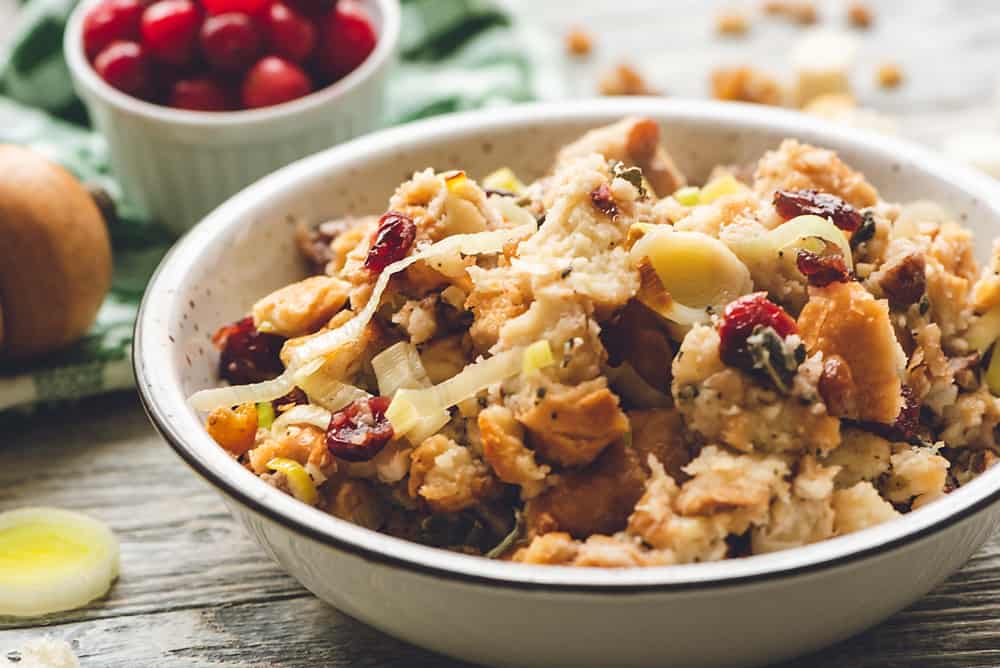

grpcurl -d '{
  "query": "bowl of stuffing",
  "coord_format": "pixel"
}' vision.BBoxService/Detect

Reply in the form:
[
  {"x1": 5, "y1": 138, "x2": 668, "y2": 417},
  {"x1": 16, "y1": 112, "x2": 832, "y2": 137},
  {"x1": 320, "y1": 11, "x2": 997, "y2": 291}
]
[{"x1": 135, "y1": 98, "x2": 1000, "y2": 668}]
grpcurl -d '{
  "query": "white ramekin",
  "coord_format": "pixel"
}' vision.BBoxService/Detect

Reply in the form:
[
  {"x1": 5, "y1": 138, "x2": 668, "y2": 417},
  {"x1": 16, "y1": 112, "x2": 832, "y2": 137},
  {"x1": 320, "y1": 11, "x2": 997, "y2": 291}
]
[{"x1": 63, "y1": 0, "x2": 399, "y2": 236}]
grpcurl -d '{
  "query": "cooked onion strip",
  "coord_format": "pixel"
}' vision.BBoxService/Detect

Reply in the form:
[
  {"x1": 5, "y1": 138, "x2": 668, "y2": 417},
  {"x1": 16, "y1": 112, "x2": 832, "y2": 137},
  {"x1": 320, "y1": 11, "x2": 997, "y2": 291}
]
[
  {"x1": 296, "y1": 361, "x2": 370, "y2": 411},
  {"x1": 372, "y1": 342, "x2": 432, "y2": 397},
  {"x1": 388, "y1": 347, "x2": 524, "y2": 444},
  {"x1": 966, "y1": 306, "x2": 1000, "y2": 354},
  {"x1": 630, "y1": 227, "x2": 753, "y2": 325},
  {"x1": 270, "y1": 404, "x2": 333, "y2": 435},
  {"x1": 188, "y1": 225, "x2": 534, "y2": 412}
]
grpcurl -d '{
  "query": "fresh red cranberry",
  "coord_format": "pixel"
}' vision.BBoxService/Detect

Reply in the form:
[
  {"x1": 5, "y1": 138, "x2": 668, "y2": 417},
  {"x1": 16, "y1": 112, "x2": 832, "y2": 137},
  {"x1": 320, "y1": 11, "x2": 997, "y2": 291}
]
[
  {"x1": 364, "y1": 211, "x2": 416, "y2": 273},
  {"x1": 212, "y1": 316, "x2": 286, "y2": 384},
  {"x1": 718, "y1": 292, "x2": 798, "y2": 370},
  {"x1": 202, "y1": 0, "x2": 271, "y2": 16},
  {"x1": 200, "y1": 12, "x2": 262, "y2": 70},
  {"x1": 590, "y1": 183, "x2": 617, "y2": 217},
  {"x1": 316, "y1": 2, "x2": 376, "y2": 79},
  {"x1": 241, "y1": 56, "x2": 313, "y2": 108},
  {"x1": 796, "y1": 249, "x2": 851, "y2": 287},
  {"x1": 263, "y1": 2, "x2": 317, "y2": 62},
  {"x1": 773, "y1": 189, "x2": 863, "y2": 232},
  {"x1": 284, "y1": 0, "x2": 335, "y2": 18},
  {"x1": 326, "y1": 396, "x2": 394, "y2": 462},
  {"x1": 168, "y1": 77, "x2": 230, "y2": 110},
  {"x1": 93, "y1": 41, "x2": 150, "y2": 96},
  {"x1": 82, "y1": 0, "x2": 144, "y2": 61},
  {"x1": 141, "y1": 0, "x2": 202, "y2": 65}
]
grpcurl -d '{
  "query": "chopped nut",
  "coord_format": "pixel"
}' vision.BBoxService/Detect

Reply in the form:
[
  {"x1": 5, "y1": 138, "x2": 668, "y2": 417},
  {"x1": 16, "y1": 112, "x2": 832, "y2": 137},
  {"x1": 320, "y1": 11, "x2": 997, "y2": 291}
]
[
  {"x1": 598, "y1": 63, "x2": 659, "y2": 96},
  {"x1": 847, "y1": 2, "x2": 873, "y2": 28},
  {"x1": 877, "y1": 61, "x2": 904, "y2": 89},
  {"x1": 762, "y1": 0, "x2": 817, "y2": 24},
  {"x1": 565, "y1": 27, "x2": 593, "y2": 56},
  {"x1": 711, "y1": 66, "x2": 785, "y2": 106},
  {"x1": 716, "y1": 9, "x2": 750, "y2": 36}
]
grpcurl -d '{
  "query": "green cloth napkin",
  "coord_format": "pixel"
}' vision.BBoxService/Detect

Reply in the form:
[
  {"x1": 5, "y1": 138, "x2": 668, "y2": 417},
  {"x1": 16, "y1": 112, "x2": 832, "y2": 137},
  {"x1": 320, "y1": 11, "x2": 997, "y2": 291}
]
[{"x1": 0, "y1": 0, "x2": 560, "y2": 413}]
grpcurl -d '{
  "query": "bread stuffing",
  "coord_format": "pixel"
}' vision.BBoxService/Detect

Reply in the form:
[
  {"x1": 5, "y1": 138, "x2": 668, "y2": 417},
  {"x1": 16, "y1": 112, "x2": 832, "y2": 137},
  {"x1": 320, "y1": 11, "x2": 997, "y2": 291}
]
[{"x1": 191, "y1": 117, "x2": 1000, "y2": 566}]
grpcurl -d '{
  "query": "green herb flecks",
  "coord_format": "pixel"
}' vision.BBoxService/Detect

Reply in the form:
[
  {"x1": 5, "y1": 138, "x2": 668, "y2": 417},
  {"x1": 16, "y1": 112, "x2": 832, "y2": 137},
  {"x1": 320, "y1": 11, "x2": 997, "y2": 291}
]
[
  {"x1": 746, "y1": 325, "x2": 805, "y2": 394},
  {"x1": 486, "y1": 510, "x2": 524, "y2": 559},
  {"x1": 611, "y1": 161, "x2": 646, "y2": 197},
  {"x1": 851, "y1": 211, "x2": 877, "y2": 249}
]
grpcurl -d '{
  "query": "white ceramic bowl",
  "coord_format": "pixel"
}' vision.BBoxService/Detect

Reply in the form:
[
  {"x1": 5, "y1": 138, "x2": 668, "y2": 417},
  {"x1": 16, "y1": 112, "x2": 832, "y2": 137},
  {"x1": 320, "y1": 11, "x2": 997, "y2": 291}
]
[
  {"x1": 135, "y1": 99, "x2": 1000, "y2": 668},
  {"x1": 64, "y1": 0, "x2": 400, "y2": 236}
]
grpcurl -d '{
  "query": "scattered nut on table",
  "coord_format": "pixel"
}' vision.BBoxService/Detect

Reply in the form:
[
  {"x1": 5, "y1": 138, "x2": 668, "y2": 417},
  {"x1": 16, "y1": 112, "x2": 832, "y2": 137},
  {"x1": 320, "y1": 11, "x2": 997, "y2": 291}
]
[
  {"x1": 565, "y1": 27, "x2": 594, "y2": 56},
  {"x1": 716, "y1": 9, "x2": 750, "y2": 36},
  {"x1": 598, "y1": 63, "x2": 659, "y2": 96},
  {"x1": 761, "y1": 0, "x2": 818, "y2": 25},
  {"x1": 877, "y1": 61, "x2": 904, "y2": 88},
  {"x1": 711, "y1": 66, "x2": 785, "y2": 106},
  {"x1": 847, "y1": 2, "x2": 873, "y2": 28}
]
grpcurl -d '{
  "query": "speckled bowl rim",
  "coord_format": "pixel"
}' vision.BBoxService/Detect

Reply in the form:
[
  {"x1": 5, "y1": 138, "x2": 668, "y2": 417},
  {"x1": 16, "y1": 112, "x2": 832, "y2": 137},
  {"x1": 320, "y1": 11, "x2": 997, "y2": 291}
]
[
  {"x1": 64, "y1": 0, "x2": 400, "y2": 128},
  {"x1": 136, "y1": 98, "x2": 1000, "y2": 592}
]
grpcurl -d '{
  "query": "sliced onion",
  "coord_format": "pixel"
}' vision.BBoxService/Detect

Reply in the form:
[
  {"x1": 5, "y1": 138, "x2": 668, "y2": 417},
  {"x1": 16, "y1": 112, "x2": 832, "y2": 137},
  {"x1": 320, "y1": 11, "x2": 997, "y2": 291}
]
[
  {"x1": 966, "y1": 306, "x2": 1000, "y2": 353},
  {"x1": 271, "y1": 404, "x2": 333, "y2": 436},
  {"x1": 188, "y1": 224, "x2": 534, "y2": 413},
  {"x1": 372, "y1": 342, "x2": 432, "y2": 397},
  {"x1": 630, "y1": 227, "x2": 752, "y2": 325},
  {"x1": 287, "y1": 225, "x2": 534, "y2": 369},
  {"x1": 767, "y1": 215, "x2": 853, "y2": 269},
  {"x1": 296, "y1": 361, "x2": 370, "y2": 411},
  {"x1": 0, "y1": 508, "x2": 119, "y2": 618},
  {"x1": 188, "y1": 373, "x2": 296, "y2": 412},
  {"x1": 388, "y1": 348, "x2": 524, "y2": 443}
]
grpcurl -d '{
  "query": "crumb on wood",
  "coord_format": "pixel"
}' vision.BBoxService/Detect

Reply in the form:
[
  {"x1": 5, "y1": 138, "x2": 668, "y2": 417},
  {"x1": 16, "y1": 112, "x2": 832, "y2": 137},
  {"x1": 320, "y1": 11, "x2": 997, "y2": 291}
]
[
  {"x1": 847, "y1": 2, "x2": 873, "y2": 28},
  {"x1": 716, "y1": 9, "x2": 750, "y2": 36},
  {"x1": 599, "y1": 63, "x2": 659, "y2": 96},
  {"x1": 565, "y1": 27, "x2": 594, "y2": 56},
  {"x1": 877, "y1": 61, "x2": 904, "y2": 88},
  {"x1": 711, "y1": 66, "x2": 785, "y2": 106},
  {"x1": 761, "y1": 0, "x2": 817, "y2": 24}
]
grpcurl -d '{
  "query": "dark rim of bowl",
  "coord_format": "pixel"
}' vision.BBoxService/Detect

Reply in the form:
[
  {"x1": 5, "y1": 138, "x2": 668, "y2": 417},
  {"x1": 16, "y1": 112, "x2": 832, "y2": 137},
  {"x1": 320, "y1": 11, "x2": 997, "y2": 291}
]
[{"x1": 134, "y1": 99, "x2": 1000, "y2": 593}]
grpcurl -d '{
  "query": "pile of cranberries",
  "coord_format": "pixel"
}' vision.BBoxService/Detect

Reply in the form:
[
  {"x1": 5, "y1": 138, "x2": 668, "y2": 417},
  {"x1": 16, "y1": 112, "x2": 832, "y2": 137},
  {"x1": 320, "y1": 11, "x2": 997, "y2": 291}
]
[{"x1": 82, "y1": 0, "x2": 377, "y2": 111}]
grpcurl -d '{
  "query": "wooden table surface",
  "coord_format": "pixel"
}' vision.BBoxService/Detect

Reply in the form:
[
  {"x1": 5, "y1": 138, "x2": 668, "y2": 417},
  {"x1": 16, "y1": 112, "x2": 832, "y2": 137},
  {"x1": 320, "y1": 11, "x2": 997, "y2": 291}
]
[{"x1": 5, "y1": 0, "x2": 1000, "y2": 666}]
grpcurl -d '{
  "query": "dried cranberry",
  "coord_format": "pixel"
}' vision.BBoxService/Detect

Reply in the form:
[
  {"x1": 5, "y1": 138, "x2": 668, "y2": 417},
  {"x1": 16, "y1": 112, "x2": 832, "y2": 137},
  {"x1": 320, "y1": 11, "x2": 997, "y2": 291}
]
[
  {"x1": 316, "y1": 2, "x2": 377, "y2": 79},
  {"x1": 326, "y1": 396, "x2": 394, "y2": 462},
  {"x1": 364, "y1": 211, "x2": 416, "y2": 273},
  {"x1": 140, "y1": 0, "x2": 201, "y2": 66},
  {"x1": 590, "y1": 183, "x2": 617, "y2": 217},
  {"x1": 212, "y1": 316, "x2": 286, "y2": 384},
  {"x1": 718, "y1": 292, "x2": 798, "y2": 370},
  {"x1": 273, "y1": 386, "x2": 309, "y2": 411},
  {"x1": 773, "y1": 189, "x2": 863, "y2": 232},
  {"x1": 82, "y1": 0, "x2": 144, "y2": 61},
  {"x1": 878, "y1": 252, "x2": 927, "y2": 308},
  {"x1": 857, "y1": 385, "x2": 922, "y2": 443},
  {"x1": 200, "y1": 12, "x2": 262, "y2": 71},
  {"x1": 796, "y1": 249, "x2": 851, "y2": 287}
]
